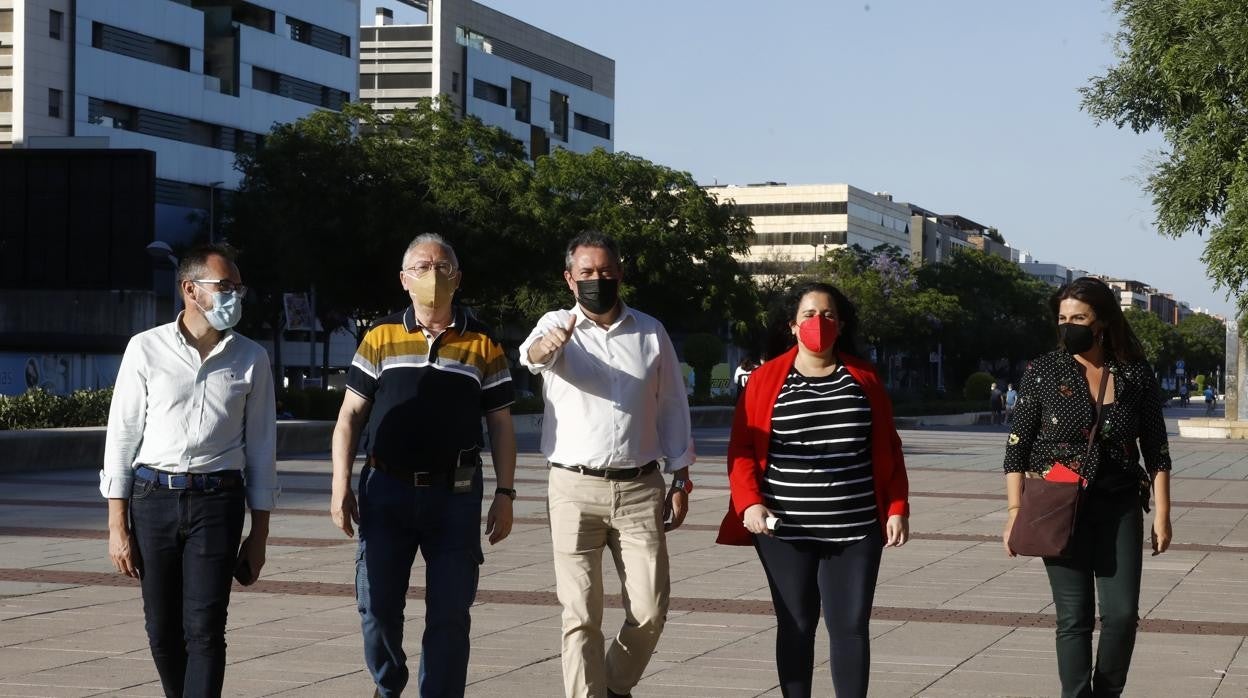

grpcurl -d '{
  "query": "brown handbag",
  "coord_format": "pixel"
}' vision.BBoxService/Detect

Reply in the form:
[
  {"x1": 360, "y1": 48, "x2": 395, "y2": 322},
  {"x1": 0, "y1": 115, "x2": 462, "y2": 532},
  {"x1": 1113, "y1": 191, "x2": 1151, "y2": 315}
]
[{"x1": 1008, "y1": 367, "x2": 1110, "y2": 558}]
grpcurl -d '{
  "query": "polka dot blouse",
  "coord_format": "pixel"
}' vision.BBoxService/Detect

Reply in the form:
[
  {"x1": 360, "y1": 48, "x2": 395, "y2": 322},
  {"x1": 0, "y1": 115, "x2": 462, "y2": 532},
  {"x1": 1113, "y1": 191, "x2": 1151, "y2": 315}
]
[{"x1": 1002, "y1": 350, "x2": 1171, "y2": 490}]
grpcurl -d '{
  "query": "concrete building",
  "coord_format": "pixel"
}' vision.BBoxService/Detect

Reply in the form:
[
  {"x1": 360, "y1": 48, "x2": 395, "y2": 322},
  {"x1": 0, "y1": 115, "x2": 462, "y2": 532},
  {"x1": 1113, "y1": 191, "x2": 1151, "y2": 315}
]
[
  {"x1": 705, "y1": 183, "x2": 913, "y2": 273},
  {"x1": 360, "y1": 0, "x2": 614, "y2": 159},
  {"x1": 1019, "y1": 262, "x2": 1088, "y2": 287},
  {"x1": 0, "y1": 0, "x2": 360, "y2": 244},
  {"x1": 907, "y1": 206, "x2": 977, "y2": 265}
]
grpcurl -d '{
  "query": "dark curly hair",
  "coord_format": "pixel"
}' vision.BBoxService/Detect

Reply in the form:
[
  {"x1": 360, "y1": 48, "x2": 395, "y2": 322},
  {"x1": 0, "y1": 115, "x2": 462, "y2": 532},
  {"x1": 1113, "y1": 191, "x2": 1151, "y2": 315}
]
[
  {"x1": 774, "y1": 281, "x2": 861, "y2": 358},
  {"x1": 1050, "y1": 277, "x2": 1146, "y2": 363}
]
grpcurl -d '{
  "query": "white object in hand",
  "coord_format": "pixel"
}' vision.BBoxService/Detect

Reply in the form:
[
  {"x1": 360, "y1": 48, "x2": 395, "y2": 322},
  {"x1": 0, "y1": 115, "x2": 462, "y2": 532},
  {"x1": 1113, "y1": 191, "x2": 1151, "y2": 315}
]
[{"x1": 765, "y1": 516, "x2": 780, "y2": 531}]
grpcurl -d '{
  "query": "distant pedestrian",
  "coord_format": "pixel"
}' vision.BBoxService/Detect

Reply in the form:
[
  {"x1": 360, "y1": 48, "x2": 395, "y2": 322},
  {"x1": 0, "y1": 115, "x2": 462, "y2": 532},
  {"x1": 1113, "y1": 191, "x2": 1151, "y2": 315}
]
[
  {"x1": 1205, "y1": 385, "x2": 1216, "y2": 416},
  {"x1": 1004, "y1": 383, "x2": 1018, "y2": 424},
  {"x1": 734, "y1": 357, "x2": 757, "y2": 400},
  {"x1": 1178, "y1": 381, "x2": 1189, "y2": 407},
  {"x1": 989, "y1": 382, "x2": 1005, "y2": 425}
]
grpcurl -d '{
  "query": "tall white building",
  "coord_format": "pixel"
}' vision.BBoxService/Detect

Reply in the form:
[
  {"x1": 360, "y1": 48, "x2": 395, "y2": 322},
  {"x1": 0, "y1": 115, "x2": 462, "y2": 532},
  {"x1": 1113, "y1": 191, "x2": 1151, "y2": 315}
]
[
  {"x1": 360, "y1": 0, "x2": 614, "y2": 159},
  {"x1": 0, "y1": 0, "x2": 359, "y2": 243}
]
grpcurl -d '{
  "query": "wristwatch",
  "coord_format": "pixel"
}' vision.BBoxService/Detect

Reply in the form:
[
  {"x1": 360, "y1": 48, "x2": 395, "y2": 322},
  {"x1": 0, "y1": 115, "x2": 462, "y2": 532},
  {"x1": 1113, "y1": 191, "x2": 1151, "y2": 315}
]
[
  {"x1": 669, "y1": 478, "x2": 693, "y2": 494},
  {"x1": 494, "y1": 487, "x2": 517, "y2": 500}
]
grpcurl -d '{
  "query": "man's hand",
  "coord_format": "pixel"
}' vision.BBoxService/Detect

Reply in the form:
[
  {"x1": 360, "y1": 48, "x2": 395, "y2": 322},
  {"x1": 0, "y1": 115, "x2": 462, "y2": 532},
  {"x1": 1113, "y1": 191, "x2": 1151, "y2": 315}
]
[
  {"x1": 528, "y1": 314, "x2": 577, "y2": 365},
  {"x1": 330, "y1": 487, "x2": 360, "y2": 538},
  {"x1": 109, "y1": 526, "x2": 141, "y2": 578},
  {"x1": 486, "y1": 495, "x2": 513, "y2": 545},
  {"x1": 235, "y1": 535, "x2": 266, "y2": 585},
  {"x1": 664, "y1": 487, "x2": 689, "y2": 532},
  {"x1": 885, "y1": 514, "x2": 909, "y2": 547}
]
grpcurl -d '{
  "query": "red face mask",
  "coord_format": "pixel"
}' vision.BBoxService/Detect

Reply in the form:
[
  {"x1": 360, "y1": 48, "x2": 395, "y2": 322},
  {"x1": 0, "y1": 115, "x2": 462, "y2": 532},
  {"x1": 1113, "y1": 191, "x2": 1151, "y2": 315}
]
[{"x1": 797, "y1": 315, "x2": 839, "y2": 353}]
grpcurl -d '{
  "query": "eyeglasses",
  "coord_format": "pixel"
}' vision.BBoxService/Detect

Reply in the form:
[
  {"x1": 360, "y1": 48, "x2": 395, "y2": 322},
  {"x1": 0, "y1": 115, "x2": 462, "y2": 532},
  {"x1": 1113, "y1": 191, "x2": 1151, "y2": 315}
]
[
  {"x1": 193, "y1": 279, "x2": 248, "y2": 298},
  {"x1": 403, "y1": 262, "x2": 457, "y2": 278}
]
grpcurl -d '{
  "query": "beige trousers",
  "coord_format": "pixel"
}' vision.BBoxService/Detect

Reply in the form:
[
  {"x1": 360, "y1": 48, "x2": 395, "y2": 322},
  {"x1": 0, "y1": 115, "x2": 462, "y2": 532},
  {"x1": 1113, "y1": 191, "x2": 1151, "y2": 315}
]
[{"x1": 547, "y1": 466, "x2": 671, "y2": 698}]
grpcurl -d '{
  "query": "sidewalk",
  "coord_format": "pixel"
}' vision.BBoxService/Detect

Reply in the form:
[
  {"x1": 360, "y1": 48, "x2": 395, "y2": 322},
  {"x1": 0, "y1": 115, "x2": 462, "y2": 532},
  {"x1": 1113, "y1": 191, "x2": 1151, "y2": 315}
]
[{"x1": 2, "y1": 408, "x2": 1247, "y2": 696}]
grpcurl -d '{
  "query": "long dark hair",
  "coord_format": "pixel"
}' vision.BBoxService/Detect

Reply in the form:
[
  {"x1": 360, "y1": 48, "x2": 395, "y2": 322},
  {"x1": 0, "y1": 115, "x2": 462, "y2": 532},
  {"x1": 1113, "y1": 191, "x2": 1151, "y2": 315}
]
[
  {"x1": 1050, "y1": 277, "x2": 1146, "y2": 363},
  {"x1": 778, "y1": 281, "x2": 861, "y2": 358}
]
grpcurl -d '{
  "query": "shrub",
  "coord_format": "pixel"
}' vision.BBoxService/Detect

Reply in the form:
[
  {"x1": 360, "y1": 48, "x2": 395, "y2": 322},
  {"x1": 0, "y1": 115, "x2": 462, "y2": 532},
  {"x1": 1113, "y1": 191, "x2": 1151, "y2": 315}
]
[
  {"x1": 278, "y1": 388, "x2": 345, "y2": 420},
  {"x1": 0, "y1": 388, "x2": 113, "y2": 430},
  {"x1": 963, "y1": 372, "x2": 996, "y2": 402}
]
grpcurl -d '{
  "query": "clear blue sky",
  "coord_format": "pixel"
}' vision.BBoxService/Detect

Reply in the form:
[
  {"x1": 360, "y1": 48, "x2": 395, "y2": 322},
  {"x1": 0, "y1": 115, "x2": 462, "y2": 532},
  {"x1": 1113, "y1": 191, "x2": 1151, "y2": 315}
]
[{"x1": 365, "y1": 1, "x2": 1230, "y2": 317}]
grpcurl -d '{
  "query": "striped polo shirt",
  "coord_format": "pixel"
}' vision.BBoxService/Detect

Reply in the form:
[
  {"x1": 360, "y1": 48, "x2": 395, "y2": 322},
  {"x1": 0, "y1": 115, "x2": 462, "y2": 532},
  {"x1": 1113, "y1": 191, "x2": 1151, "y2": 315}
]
[
  {"x1": 346, "y1": 305, "x2": 514, "y2": 472},
  {"x1": 762, "y1": 365, "x2": 877, "y2": 543}
]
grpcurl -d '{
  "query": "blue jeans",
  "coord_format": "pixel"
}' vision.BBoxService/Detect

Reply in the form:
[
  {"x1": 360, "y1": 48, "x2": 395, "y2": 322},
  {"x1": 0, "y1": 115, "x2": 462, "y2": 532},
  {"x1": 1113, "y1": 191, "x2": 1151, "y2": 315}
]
[
  {"x1": 356, "y1": 465, "x2": 484, "y2": 697},
  {"x1": 128, "y1": 477, "x2": 246, "y2": 698}
]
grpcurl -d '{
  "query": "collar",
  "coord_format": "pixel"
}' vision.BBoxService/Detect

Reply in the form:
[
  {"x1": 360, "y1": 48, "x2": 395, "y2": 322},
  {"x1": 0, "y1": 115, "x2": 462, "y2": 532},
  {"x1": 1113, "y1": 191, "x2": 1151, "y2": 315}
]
[
  {"x1": 169, "y1": 312, "x2": 233, "y2": 350},
  {"x1": 570, "y1": 302, "x2": 634, "y2": 331},
  {"x1": 403, "y1": 305, "x2": 465, "y2": 335}
]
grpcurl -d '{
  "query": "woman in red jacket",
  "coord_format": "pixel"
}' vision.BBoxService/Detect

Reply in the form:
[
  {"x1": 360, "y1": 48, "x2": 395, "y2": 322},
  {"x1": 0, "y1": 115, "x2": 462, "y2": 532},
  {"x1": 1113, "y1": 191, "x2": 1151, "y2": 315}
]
[{"x1": 717, "y1": 281, "x2": 909, "y2": 698}]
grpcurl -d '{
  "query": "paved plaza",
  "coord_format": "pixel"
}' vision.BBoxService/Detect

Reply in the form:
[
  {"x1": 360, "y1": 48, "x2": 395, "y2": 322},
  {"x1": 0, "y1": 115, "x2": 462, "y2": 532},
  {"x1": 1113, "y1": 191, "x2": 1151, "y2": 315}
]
[{"x1": 2, "y1": 403, "x2": 1248, "y2": 696}]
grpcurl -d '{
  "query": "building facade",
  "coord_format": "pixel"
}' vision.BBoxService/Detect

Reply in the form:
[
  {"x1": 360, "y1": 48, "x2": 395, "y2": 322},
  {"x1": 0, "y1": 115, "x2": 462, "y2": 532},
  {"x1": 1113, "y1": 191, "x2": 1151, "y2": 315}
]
[
  {"x1": 360, "y1": 0, "x2": 614, "y2": 159},
  {"x1": 0, "y1": 0, "x2": 359, "y2": 244},
  {"x1": 705, "y1": 183, "x2": 914, "y2": 272}
]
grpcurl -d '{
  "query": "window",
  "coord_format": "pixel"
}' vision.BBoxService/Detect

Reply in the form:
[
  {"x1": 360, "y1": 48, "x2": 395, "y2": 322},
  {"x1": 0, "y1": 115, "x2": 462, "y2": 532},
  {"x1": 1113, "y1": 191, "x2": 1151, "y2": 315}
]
[
  {"x1": 286, "y1": 16, "x2": 351, "y2": 57},
  {"x1": 92, "y1": 23, "x2": 191, "y2": 71},
  {"x1": 0, "y1": 9, "x2": 12, "y2": 33},
  {"x1": 376, "y1": 72, "x2": 430, "y2": 89},
  {"x1": 0, "y1": 66, "x2": 10, "y2": 77},
  {"x1": 573, "y1": 113, "x2": 610, "y2": 140},
  {"x1": 472, "y1": 79, "x2": 506, "y2": 106},
  {"x1": 549, "y1": 91, "x2": 568, "y2": 141},
  {"x1": 511, "y1": 77, "x2": 530, "y2": 123},
  {"x1": 450, "y1": 72, "x2": 459, "y2": 94},
  {"x1": 732, "y1": 201, "x2": 849, "y2": 217},
  {"x1": 0, "y1": 90, "x2": 12, "y2": 111},
  {"x1": 48, "y1": 88, "x2": 62, "y2": 118},
  {"x1": 49, "y1": 10, "x2": 63, "y2": 39}
]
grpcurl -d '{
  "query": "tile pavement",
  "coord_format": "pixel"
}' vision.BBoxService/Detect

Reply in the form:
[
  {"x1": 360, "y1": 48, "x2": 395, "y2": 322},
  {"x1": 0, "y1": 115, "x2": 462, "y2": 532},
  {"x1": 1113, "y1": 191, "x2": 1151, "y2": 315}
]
[{"x1": 2, "y1": 403, "x2": 1248, "y2": 696}]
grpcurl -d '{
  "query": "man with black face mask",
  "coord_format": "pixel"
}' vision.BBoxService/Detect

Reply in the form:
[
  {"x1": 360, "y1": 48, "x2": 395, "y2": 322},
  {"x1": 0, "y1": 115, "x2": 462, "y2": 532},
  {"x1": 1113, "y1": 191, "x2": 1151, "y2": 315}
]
[{"x1": 520, "y1": 231, "x2": 695, "y2": 698}]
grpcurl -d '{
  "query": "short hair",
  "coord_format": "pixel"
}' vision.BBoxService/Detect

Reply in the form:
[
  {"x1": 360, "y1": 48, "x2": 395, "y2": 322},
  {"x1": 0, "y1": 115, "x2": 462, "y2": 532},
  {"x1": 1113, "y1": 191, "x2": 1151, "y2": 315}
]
[
  {"x1": 1050, "y1": 277, "x2": 1146, "y2": 363},
  {"x1": 403, "y1": 233, "x2": 459, "y2": 269},
  {"x1": 178, "y1": 243, "x2": 237, "y2": 283},
  {"x1": 564, "y1": 231, "x2": 621, "y2": 272},
  {"x1": 780, "y1": 280, "x2": 861, "y2": 358}
]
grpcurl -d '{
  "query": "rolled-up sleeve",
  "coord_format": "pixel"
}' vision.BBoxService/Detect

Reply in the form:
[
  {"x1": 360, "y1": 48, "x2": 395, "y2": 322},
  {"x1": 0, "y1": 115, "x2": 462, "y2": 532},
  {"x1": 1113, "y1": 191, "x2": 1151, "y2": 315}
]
[
  {"x1": 243, "y1": 350, "x2": 279, "y2": 511},
  {"x1": 655, "y1": 324, "x2": 695, "y2": 472},
  {"x1": 100, "y1": 338, "x2": 147, "y2": 499}
]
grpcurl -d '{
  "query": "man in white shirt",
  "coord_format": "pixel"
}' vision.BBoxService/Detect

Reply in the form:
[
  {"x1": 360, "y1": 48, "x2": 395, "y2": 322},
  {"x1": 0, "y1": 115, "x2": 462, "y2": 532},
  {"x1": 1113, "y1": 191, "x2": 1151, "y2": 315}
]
[
  {"x1": 520, "y1": 232, "x2": 695, "y2": 698},
  {"x1": 100, "y1": 244, "x2": 277, "y2": 698}
]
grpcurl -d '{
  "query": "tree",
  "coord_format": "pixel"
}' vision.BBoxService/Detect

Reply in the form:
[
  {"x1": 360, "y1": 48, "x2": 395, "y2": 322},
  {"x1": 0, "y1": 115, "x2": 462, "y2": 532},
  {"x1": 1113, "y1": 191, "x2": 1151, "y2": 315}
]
[
  {"x1": 1124, "y1": 308, "x2": 1181, "y2": 369},
  {"x1": 1177, "y1": 312, "x2": 1226, "y2": 376},
  {"x1": 1081, "y1": 0, "x2": 1248, "y2": 312},
  {"x1": 683, "y1": 333, "x2": 724, "y2": 403}
]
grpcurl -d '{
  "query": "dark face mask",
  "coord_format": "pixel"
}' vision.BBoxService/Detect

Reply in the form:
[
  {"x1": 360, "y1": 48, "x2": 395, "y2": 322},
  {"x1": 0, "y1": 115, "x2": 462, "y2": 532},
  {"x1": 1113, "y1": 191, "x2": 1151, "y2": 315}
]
[
  {"x1": 1058, "y1": 322, "x2": 1096, "y2": 355},
  {"x1": 575, "y1": 278, "x2": 620, "y2": 315}
]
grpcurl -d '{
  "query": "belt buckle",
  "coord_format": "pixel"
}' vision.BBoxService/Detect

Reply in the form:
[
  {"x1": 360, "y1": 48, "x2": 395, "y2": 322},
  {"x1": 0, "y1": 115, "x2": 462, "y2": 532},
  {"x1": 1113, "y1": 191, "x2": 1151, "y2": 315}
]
[{"x1": 166, "y1": 473, "x2": 191, "y2": 490}]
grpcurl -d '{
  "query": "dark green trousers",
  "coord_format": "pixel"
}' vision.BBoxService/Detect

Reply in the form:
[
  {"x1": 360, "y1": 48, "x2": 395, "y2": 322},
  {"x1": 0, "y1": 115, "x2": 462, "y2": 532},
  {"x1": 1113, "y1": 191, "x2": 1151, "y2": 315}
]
[{"x1": 1044, "y1": 488, "x2": 1143, "y2": 698}]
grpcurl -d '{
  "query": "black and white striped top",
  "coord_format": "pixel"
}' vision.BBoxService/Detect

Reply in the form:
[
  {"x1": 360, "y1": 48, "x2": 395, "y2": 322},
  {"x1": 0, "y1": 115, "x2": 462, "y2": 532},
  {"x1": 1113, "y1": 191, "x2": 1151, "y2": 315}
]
[{"x1": 762, "y1": 365, "x2": 877, "y2": 543}]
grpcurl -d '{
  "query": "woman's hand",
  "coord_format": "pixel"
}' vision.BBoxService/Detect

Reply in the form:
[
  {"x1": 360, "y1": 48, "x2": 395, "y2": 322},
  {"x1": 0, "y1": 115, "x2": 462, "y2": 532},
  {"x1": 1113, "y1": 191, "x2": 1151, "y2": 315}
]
[
  {"x1": 1003, "y1": 507, "x2": 1019, "y2": 557},
  {"x1": 885, "y1": 514, "x2": 909, "y2": 547},
  {"x1": 1151, "y1": 513, "x2": 1172, "y2": 555},
  {"x1": 743, "y1": 504, "x2": 774, "y2": 537}
]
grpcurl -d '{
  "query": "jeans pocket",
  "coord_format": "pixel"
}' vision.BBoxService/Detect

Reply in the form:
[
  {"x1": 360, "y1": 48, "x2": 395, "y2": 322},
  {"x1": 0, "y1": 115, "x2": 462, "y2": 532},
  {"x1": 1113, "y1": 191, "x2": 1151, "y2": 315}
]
[{"x1": 130, "y1": 478, "x2": 156, "y2": 500}]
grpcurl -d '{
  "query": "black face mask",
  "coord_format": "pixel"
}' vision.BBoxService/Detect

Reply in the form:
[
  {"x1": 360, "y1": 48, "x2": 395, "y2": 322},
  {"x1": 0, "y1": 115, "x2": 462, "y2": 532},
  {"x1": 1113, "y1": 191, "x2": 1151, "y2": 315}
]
[
  {"x1": 1058, "y1": 323, "x2": 1096, "y2": 355},
  {"x1": 575, "y1": 278, "x2": 620, "y2": 315}
]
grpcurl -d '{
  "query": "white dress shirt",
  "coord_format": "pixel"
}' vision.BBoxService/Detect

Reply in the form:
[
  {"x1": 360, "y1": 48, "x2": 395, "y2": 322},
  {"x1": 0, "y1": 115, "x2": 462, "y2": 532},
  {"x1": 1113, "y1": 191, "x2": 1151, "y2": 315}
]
[
  {"x1": 99, "y1": 317, "x2": 279, "y2": 511},
  {"x1": 519, "y1": 304, "x2": 694, "y2": 472}
]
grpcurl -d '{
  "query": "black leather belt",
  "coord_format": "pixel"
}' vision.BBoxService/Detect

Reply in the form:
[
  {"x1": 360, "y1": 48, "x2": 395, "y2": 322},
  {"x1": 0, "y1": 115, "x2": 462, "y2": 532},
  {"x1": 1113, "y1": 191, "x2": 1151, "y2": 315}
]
[
  {"x1": 135, "y1": 465, "x2": 243, "y2": 491},
  {"x1": 550, "y1": 461, "x2": 659, "y2": 480},
  {"x1": 366, "y1": 456, "x2": 454, "y2": 487}
]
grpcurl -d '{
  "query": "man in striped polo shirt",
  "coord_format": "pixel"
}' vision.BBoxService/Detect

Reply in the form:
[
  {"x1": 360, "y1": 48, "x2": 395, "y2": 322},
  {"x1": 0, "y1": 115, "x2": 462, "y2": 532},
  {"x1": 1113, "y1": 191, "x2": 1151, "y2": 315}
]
[{"x1": 329, "y1": 234, "x2": 517, "y2": 697}]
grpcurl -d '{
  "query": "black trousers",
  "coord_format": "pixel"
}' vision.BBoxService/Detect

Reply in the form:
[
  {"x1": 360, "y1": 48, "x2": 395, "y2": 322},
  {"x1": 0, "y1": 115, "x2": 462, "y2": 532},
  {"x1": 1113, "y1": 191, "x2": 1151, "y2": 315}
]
[
  {"x1": 1044, "y1": 488, "x2": 1143, "y2": 698},
  {"x1": 754, "y1": 526, "x2": 883, "y2": 698}
]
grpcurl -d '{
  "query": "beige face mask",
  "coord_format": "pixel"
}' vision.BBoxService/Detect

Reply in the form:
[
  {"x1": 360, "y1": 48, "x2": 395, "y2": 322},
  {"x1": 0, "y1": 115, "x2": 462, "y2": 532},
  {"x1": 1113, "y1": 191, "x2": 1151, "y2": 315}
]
[{"x1": 406, "y1": 270, "x2": 457, "y2": 309}]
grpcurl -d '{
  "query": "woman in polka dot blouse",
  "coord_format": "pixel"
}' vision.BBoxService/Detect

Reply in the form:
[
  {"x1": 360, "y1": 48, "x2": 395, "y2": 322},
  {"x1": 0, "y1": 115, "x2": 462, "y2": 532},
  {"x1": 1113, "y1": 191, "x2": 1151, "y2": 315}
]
[{"x1": 1002, "y1": 277, "x2": 1172, "y2": 698}]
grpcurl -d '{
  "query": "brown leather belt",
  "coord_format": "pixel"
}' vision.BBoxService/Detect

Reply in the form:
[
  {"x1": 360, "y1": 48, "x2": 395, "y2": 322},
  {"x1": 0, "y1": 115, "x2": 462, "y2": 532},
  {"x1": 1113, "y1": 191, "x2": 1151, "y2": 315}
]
[
  {"x1": 366, "y1": 455, "x2": 454, "y2": 487},
  {"x1": 549, "y1": 461, "x2": 659, "y2": 480}
]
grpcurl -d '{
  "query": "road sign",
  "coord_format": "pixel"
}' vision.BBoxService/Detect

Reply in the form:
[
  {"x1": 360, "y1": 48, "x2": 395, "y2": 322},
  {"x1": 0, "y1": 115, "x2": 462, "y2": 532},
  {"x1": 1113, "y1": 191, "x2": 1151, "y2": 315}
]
[{"x1": 1176, "y1": 359, "x2": 1186, "y2": 370}]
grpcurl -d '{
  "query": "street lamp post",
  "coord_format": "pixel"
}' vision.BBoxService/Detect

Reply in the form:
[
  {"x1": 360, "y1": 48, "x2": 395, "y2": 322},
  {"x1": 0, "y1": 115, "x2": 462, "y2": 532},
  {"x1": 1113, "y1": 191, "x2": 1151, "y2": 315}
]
[{"x1": 146, "y1": 241, "x2": 180, "y2": 322}]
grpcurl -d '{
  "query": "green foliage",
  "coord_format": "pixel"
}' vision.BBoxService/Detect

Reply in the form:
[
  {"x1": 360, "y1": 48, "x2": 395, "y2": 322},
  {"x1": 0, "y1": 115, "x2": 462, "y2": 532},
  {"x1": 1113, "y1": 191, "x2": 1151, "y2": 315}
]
[
  {"x1": 0, "y1": 388, "x2": 113, "y2": 430},
  {"x1": 1195, "y1": 374, "x2": 1207, "y2": 392},
  {"x1": 1177, "y1": 313, "x2": 1226, "y2": 376},
  {"x1": 1124, "y1": 308, "x2": 1182, "y2": 368},
  {"x1": 682, "y1": 333, "x2": 724, "y2": 402},
  {"x1": 1081, "y1": 0, "x2": 1248, "y2": 312},
  {"x1": 963, "y1": 371, "x2": 995, "y2": 402}
]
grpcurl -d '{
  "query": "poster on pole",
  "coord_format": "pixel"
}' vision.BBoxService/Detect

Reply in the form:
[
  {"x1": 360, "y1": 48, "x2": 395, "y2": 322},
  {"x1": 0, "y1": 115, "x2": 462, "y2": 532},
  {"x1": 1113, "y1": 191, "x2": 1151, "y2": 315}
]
[{"x1": 283, "y1": 293, "x2": 314, "y2": 331}]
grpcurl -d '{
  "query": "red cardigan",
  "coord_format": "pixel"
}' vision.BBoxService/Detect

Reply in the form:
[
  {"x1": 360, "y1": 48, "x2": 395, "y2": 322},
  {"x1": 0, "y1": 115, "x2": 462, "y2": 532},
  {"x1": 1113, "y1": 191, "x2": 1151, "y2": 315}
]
[{"x1": 716, "y1": 346, "x2": 910, "y2": 546}]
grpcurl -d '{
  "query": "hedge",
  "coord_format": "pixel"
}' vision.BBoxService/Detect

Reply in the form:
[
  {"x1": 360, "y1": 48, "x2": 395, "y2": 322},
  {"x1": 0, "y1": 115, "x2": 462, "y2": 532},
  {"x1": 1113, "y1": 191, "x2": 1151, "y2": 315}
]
[{"x1": 0, "y1": 388, "x2": 113, "y2": 430}]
